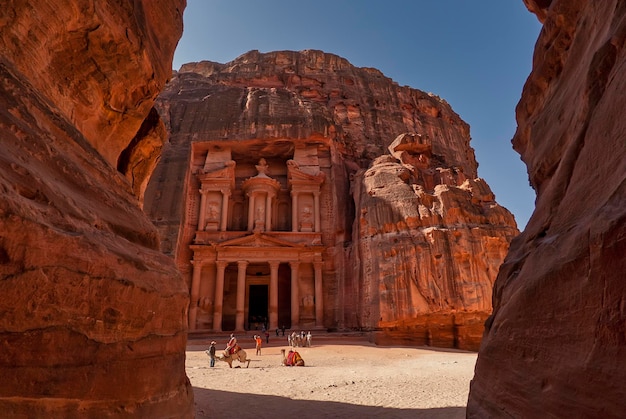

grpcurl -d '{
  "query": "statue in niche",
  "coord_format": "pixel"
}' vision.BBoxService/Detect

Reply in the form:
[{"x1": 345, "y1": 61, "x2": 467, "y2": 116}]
[
  {"x1": 254, "y1": 206, "x2": 265, "y2": 231},
  {"x1": 200, "y1": 297, "x2": 213, "y2": 310},
  {"x1": 255, "y1": 158, "x2": 270, "y2": 176},
  {"x1": 207, "y1": 201, "x2": 220, "y2": 220},
  {"x1": 233, "y1": 213, "x2": 243, "y2": 231},
  {"x1": 205, "y1": 201, "x2": 220, "y2": 231},
  {"x1": 300, "y1": 206, "x2": 313, "y2": 232},
  {"x1": 302, "y1": 294, "x2": 314, "y2": 307},
  {"x1": 301, "y1": 294, "x2": 315, "y2": 318}
]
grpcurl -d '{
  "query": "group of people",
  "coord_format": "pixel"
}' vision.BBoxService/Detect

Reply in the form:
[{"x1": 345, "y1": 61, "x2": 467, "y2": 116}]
[
  {"x1": 288, "y1": 331, "x2": 312, "y2": 347},
  {"x1": 275, "y1": 325, "x2": 287, "y2": 336},
  {"x1": 206, "y1": 330, "x2": 307, "y2": 367},
  {"x1": 206, "y1": 333, "x2": 240, "y2": 367}
]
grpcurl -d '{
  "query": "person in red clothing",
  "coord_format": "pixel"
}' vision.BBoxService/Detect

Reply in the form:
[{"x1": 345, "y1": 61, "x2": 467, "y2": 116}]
[
  {"x1": 225, "y1": 334, "x2": 238, "y2": 354},
  {"x1": 254, "y1": 335, "x2": 262, "y2": 355}
]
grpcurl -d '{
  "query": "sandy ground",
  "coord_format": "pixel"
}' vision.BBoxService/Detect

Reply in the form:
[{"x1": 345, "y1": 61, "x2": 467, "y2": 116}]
[{"x1": 186, "y1": 334, "x2": 477, "y2": 419}]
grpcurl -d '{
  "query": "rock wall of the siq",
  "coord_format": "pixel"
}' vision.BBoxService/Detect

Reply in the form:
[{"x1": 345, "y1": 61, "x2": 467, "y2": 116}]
[
  {"x1": 0, "y1": 0, "x2": 193, "y2": 417},
  {"x1": 468, "y1": 1, "x2": 626, "y2": 416},
  {"x1": 147, "y1": 50, "x2": 518, "y2": 350}
]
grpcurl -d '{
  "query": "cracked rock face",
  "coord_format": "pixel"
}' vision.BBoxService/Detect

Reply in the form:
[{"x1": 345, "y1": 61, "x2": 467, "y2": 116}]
[
  {"x1": 146, "y1": 49, "x2": 518, "y2": 351},
  {"x1": 0, "y1": 0, "x2": 193, "y2": 417},
  {"x1": 468, "y1": 1, "x2": 626, "y2": 417}
]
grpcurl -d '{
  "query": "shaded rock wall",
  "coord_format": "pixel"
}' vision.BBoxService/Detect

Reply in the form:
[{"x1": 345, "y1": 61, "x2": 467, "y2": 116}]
[
  {"x1": 147, "y1": 50, "x2": 518, "y2": 350},
  {"x1": 468, "y1": 1, "x2": 626, "y2": 416},
  {"x1": 0, "y1": 0, "x2": 192, "y2": 417}
]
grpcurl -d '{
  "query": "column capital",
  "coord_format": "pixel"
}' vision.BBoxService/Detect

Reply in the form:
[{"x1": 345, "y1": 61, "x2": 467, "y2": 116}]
[
  {"x1": 289, "y1": 260, "x2": 300, "y2": 269},
  {"x1": 268, "y1": 260, "x2": 281, "y2": 269},
  {"x1": 237, "y1": 260, "x2": 249, "y2": 268},
  {"x1": 313, "y1": 260, "x2": 324, "y2": 268},
  {"x1": 221, "y1": 188, "x2": 232, "y2": 197},
  {"x1": 216, "y1": 260, "x2": 229, "y2": 269},
  {"x1": 290, "y1": 190, "x2": 299, "y2": 197}
]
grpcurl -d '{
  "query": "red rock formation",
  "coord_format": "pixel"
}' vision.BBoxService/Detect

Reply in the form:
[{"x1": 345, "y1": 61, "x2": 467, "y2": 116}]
[
  {"x1": 147, "y1": 50, "x2": 518, "y2": 350},
  {"x1": 0, "y1": 0, "x2": 192, "y2": 417},
  {"x1": 468, "y1": 1, "x2": 626, "y2": 416},
  {"x1": 354, "y1": 135, "x2": 517, "y2": 350}
]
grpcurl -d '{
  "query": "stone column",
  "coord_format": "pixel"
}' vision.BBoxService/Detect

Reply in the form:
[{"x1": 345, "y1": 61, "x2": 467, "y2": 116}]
[
  {"x1": 189, "y1": 259, "x2": 203, "y2": 330},
  {"x1": 265, "y1": 192, "x2": 273, "y2": 232},
  {"x1": 291, "y1": 191, "x2": 299, "y2": 232},
  {"x1": 235, "y1": 260, "x2": 248, "y2": 331},
  {"x1": 314, "y1": 260, "x2": 324, "y2": 327},
  {"x1": 290, "y1": 261, "x2": 300, "y2": 328},
  {"x1": 220, "y1": 189, "x2": 231, "y2": 231},
  {"x1": 198, "y1": 189, "x2": 207, "y2": 231},
  {"x1": 313, "y1": 191, "x2": 321, "y2": 233},
  {"x1": 269, "y1": 261, "x2": 280, "y2": 330},
  {"x1": 247, "y1": 193, "x2": 256, "y2": 232},
  {"x1": 213, "y1": 260, "x2": 228, "y2": 332}
]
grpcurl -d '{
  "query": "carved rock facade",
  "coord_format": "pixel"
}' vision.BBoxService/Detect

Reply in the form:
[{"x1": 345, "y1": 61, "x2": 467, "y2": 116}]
[
  {"x1": 146, "y1": 50, "x2": 519, "y2": 350},
  {"x1": 469, "y1": 1, "x2": 626, "y2": 417},
  {"x1": 0, "y1": 0, "x2": 192, "y2": 417}
]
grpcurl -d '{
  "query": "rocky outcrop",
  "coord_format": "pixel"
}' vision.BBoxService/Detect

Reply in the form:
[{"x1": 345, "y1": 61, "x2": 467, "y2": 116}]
[
  {"x1": 468, "y1": 1, "x2": 626, "y2": 417},
  {"x1": 0, "y1": 0, "x2": 192, "y2": 417},
  {"x1": 147, "y1": 50, "x2": 518, "y2": 350},
  {"x1": 354, "y1": 135, "x2": 517, "y2": 350}
]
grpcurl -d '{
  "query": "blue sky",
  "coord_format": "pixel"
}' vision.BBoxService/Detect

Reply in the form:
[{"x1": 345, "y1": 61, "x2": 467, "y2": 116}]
[{"x1": 173, "y1": 1, "x2": 543, "y2": 229}]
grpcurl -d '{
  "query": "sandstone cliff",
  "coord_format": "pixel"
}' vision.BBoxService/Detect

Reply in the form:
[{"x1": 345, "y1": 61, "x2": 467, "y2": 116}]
[
  {"x1": 146, "y1": 50, "x2": 518, "y2": 350},
  {"x1": 0, "y1": 0, "x2": 192, "y2": 417},
  {"x1": 468, "y1": 1, "x2": 626, "y2": 416}
]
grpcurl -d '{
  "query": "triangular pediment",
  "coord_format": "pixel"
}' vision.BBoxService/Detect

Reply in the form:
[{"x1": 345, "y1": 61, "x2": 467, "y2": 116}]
[{"x1": 217, "y1": 232, "x2": 303, "y2": 248}]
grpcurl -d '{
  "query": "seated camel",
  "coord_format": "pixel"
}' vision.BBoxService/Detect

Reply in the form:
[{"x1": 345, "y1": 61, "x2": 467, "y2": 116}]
[{"x1": 281, "y1": 348, "x2": 305, "y2": 366}]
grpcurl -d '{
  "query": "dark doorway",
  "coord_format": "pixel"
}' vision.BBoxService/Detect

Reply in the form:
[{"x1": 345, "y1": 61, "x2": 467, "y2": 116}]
[{"x1": 248, "y1": 285, "x2": 268, "y2": 329}]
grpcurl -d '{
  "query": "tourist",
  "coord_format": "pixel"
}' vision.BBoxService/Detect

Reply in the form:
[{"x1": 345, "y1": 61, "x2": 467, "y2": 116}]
[
  {"x1": 208, "y1": 341, "x2": 217, "y2": 367},
  {"x1": 275, "y1": 327, "x2": 279, "y2": 336},
  {"x1": 265, "y1": 330, "x2": 270, "y2": 344},
  {"x1": 306, "y1": 331, "x2": 312, "y2": 347},
  {"x1": 255, "y1": 335, "x2": 262, "y2": 356},
  {"x1": 281, "y1": 325, "x2": 285, "y2": 336},
  {"x1": 226, "y1": 334, "x2": 238, "y2": 354}
]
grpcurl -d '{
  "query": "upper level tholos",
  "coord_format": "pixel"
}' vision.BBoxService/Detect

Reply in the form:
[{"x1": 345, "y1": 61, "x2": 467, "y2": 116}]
[{"x1": 191, "y1": 140, "x2": 326, "y2": 244}]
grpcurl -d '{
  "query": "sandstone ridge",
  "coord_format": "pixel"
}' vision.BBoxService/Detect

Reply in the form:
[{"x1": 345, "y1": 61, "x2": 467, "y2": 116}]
[
  {"x1": 468, "y1": 1, "x2": 626, "y2": 417},
  {"x1": 0, "y1": 0, "x2": 192, "y2": 416}
]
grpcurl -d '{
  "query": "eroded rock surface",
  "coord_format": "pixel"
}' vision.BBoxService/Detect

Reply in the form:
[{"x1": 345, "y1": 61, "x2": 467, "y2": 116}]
[
  {"x1": 468, "y1": 1, "x2": 626, "y2": 416},
  {"x1": 146, "y1": 50, "x2": 518, "y2": 350},
  {"x1": 354, "y1": 135, "x2": 517, "y2": 350},
  {"x1": 0, "y1": 0, "x2": 192, "y2": 416}
]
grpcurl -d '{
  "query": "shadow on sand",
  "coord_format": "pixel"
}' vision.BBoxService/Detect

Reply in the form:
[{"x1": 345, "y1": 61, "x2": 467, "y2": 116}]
[{"x1": 193, "y1": 387, "x2": 465, "y2": 419}]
